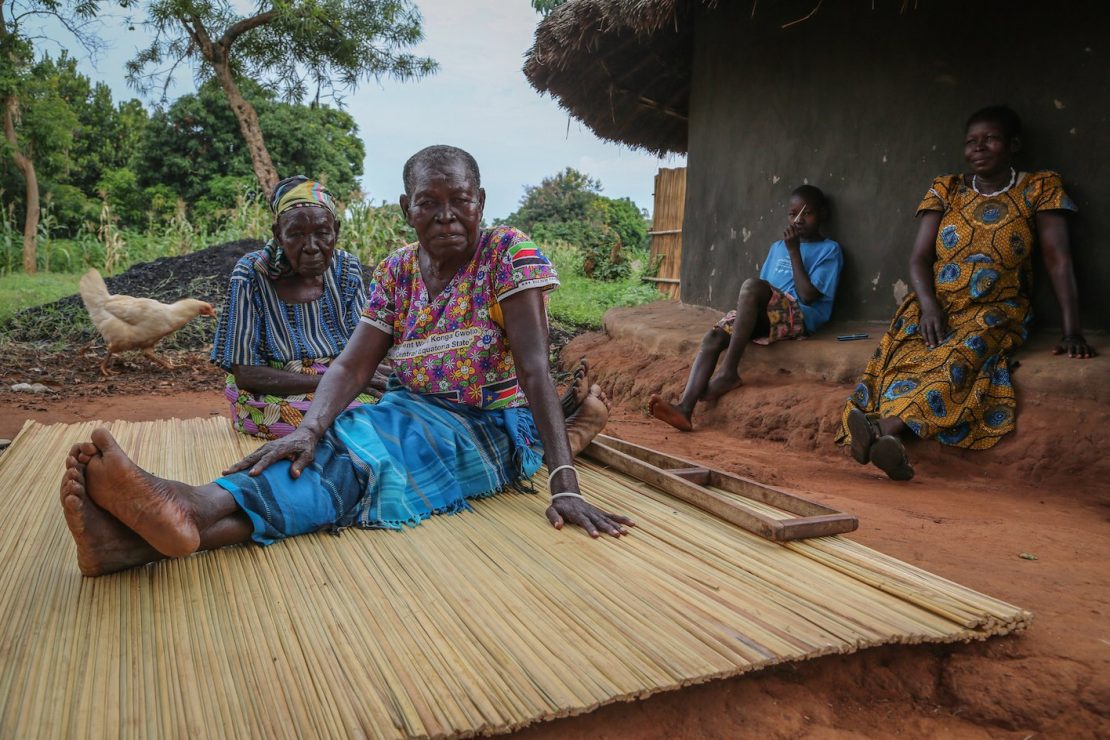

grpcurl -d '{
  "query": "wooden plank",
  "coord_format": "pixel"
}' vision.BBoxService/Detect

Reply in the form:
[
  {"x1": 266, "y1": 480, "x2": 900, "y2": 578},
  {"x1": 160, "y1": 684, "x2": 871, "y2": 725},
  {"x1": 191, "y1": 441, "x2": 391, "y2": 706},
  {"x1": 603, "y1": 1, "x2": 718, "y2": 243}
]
[
  {"x1": 668, "y1": 467, "x2": 711, "y2": 485},
  {"x1": 642, "y1": 277, "x2": 680, "y2": 284},
  {"x1": 583, "y1": 441, "x2": 784, "y2": 540},
  {"x1": 647, "y1": 229, "x2": 682, "y2": 236},
  {"x1": 585, "y1": 434, "x2": 859, "y2": 541}
]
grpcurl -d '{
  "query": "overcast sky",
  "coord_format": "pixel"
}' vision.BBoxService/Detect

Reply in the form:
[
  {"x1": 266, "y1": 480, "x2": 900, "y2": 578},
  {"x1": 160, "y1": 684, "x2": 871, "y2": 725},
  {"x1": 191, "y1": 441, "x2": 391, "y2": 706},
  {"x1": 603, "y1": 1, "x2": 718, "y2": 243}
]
[{"x1": 31, "y1": 1, "x2": 685, "y2": 219}]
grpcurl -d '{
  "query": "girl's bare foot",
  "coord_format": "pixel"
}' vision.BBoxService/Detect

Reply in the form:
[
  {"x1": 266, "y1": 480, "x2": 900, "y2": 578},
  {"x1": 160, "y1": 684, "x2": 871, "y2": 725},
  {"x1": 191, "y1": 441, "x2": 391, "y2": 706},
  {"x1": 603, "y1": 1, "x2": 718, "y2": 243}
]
[
  {"x1": 84, "y1": 428, "x2": 203, "y2": 558},
  {"x1": 702, "y1": 371, "x2": 744, "y2": 403},
  {"x1": 60, "y1": 449, "x2": 163, "y2": 577},
  {"x1": 648, "y1": 393, "x2": 694, "y2": 432},
  {"x1": 566, "y1": 384, "x2": 611, "y2": 455}
]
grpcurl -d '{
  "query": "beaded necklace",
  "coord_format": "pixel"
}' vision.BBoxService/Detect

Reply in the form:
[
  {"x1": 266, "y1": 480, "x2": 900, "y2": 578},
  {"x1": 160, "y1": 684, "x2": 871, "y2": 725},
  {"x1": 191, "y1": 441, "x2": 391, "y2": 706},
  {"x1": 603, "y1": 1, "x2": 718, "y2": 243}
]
[{"x1": 971, "y1": 166, "x2": 1016, "y2": 197}]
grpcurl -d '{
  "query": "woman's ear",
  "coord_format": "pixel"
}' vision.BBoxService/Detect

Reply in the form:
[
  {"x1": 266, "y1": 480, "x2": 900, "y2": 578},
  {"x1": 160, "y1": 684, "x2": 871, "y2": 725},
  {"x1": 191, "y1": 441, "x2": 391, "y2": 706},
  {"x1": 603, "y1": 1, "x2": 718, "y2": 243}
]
[
  {"x1": 271, "y1": 218, "x2": 282, "y2": 244},
  {"x1": 399, "y1": 194, "x2": 413, "y2": 225},
  {"x1": 1009, "y1": 135, "x2": 1023, "y2": 154}
]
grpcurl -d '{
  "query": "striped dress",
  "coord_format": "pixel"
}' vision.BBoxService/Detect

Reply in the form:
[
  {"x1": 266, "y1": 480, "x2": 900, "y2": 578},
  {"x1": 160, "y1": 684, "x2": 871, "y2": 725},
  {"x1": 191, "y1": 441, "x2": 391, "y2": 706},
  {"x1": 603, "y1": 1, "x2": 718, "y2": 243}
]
[{"x1": 210, "y1": 249, "x2": 373, "y2": 438}]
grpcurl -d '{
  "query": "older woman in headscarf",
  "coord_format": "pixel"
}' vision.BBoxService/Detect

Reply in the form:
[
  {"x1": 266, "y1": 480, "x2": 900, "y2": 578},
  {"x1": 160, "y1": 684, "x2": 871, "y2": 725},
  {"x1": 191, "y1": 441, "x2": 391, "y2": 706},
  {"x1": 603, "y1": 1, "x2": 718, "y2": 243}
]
[
  {"x1": 210, "y1": 176, "x2": 388, "y2": 439},
  {"x1": 59, "y1": 145, "x2": 629, "y2": 577}
]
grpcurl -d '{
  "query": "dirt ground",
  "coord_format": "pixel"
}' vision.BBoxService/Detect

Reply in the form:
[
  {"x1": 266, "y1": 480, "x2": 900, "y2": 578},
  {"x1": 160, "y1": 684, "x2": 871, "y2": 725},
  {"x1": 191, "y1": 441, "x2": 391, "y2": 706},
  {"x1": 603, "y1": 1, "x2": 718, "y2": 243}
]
[{"x1": 1, "y1": 336, "x2": 1107, "y2": 738}]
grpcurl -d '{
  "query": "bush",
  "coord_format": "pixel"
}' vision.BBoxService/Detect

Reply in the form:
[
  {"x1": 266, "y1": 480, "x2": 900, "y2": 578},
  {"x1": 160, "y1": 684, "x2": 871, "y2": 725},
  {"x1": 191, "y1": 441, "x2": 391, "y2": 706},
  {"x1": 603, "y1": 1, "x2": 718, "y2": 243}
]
[
  {"x1": 543, "y1": 241, "x2": 660, "y2": 329},
  {"x1": 339, "y1": 196, "x2": 415, "y2": 269}
]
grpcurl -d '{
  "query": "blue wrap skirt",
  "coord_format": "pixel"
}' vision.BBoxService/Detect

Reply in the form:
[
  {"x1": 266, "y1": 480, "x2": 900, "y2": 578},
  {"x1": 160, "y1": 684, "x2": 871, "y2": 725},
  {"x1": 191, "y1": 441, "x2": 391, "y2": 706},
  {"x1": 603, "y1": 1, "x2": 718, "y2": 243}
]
[{"x1": 215, "y1": 388, "x2": 544, "y2": 545}]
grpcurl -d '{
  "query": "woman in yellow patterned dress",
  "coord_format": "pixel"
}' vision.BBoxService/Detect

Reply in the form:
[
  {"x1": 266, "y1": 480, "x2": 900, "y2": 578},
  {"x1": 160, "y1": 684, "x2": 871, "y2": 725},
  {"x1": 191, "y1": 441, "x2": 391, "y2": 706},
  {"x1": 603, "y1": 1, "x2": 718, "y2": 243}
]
[{"x1": 838, "y1": 106, "x2": 1095, "y2": 480}]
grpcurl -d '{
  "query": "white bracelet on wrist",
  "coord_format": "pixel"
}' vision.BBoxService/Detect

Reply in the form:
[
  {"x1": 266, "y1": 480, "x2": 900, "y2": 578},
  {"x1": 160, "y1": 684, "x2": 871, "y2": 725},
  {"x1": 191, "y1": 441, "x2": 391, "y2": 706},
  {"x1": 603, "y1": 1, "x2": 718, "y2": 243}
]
[
  {"x1": 548, "y1": 464, "x2": 578, "y2": 482},
  {"x1": 550, "y1": 491, "x2": 586, "y2": 503}
]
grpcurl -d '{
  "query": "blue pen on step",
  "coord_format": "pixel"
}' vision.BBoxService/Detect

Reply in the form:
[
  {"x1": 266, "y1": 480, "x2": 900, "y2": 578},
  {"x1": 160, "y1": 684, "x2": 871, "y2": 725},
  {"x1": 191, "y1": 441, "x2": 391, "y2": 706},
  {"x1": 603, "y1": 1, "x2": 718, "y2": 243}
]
[{"x1": 836, "y1": 333, "x2": 870, "y2": 341}]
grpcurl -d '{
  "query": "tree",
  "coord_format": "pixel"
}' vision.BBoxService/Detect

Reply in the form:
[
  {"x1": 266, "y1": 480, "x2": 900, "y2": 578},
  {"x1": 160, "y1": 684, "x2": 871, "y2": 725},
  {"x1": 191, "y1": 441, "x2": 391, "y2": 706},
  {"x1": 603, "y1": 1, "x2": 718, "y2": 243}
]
[
  {"x1": 1, "y1": 0, "x2": 111, "y2": 271},
  {"x1": 1, "y1": 54, "x2": 150, "y2": 236},
  {"x1": 501, "y1": 167, "x2": 650, "y2": 280},
  {"x1": 530, "y1": 0, "x2": 568, "y2": 14},
  {"x1": 128, "y1": 0, "x2": 436, "y2": 196},
  {"x1": 504, "y1": 167, "x2": 603, "y2": 234},
  {"x1": 135, "y1": 78, "x2": 365, "y2": 213}
]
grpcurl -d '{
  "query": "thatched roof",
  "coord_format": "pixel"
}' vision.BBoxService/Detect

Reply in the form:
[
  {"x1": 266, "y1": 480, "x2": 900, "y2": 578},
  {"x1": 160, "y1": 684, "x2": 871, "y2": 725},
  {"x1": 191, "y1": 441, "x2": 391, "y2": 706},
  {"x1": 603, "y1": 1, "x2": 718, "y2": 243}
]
[{"x1": 524, "y1": 0, "x2": 709, "y2": 156}]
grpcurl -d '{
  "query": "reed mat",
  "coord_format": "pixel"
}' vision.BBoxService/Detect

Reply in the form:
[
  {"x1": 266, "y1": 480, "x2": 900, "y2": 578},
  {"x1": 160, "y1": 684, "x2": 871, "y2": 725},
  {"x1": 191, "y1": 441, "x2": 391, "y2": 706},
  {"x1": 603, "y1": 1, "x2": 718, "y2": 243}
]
[{"x1": 0, "y1": 418, "x2": 1030, "y2": 739}]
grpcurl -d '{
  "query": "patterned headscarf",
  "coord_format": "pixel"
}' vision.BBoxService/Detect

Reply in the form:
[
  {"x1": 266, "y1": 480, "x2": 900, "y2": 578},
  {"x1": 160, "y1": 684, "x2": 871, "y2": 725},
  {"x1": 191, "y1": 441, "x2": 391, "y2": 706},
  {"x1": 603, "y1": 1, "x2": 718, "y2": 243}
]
[{"x1": 259, "y1": 176, "x2": 338, "y2": 279}]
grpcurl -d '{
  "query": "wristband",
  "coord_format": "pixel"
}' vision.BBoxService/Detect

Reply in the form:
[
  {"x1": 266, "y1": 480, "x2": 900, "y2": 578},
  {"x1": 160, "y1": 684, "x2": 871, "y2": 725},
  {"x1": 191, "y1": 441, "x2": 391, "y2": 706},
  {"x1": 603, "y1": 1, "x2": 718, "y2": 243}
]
[
  {"x1": 550, "y1": 492, "x2": 586, "y2": 503},
  {"x1": 548, "y1": 464, "x2": 578, "y2": 484}
]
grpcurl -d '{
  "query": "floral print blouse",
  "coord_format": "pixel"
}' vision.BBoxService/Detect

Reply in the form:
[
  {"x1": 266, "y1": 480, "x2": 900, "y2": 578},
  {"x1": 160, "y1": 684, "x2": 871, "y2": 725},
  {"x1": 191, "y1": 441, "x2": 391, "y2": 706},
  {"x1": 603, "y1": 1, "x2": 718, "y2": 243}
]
[{"x1": 360, "y1": 226, "x2": 559, "y2": 409}]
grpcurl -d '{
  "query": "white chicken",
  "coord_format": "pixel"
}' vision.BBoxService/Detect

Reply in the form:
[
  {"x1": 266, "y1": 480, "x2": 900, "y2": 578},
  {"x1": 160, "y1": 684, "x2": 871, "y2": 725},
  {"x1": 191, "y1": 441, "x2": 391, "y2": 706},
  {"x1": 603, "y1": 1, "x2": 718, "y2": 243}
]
[{"x1": 78, "y1": 268, "x2": 216, "y2": 375}]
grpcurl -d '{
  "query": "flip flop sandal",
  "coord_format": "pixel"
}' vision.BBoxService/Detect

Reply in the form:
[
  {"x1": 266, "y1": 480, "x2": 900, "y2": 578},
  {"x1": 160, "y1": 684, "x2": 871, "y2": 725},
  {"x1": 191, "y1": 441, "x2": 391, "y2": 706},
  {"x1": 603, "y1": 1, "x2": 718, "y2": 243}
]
[
  {"x1": 846, "y1": 408, "x2": 879, "y2": 465},
  {"x1": 870, "y1": 435, "x2": 915, "y2": 481}
]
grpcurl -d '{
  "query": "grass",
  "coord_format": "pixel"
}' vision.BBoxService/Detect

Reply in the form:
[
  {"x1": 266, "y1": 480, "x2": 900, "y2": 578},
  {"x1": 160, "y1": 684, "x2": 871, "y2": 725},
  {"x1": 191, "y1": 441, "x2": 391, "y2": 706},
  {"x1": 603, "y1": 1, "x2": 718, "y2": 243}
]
[
  {"x1": 0, "y1": 241, "x2": 663, "y2": 348},
  {"x1": 544, "y1": 243, "x2": 662, "y2": 330},
  {"x1": 0, "y1": 271, "x2": 83, "y2": 323}
]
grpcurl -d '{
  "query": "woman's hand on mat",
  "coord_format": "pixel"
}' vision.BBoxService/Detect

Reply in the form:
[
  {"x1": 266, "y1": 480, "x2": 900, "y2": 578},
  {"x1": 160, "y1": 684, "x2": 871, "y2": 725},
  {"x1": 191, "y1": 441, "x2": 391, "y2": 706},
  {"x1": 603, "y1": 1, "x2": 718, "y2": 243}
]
[
  {"x1": 919, "y1": 304, "x2": 947, "y2": 349},
  {"x1": 546, "y1": 497, "x2": 635, "y2": 538},
  {"x1": 223, "y1": 427, "x2": 320, "y2": 478}
]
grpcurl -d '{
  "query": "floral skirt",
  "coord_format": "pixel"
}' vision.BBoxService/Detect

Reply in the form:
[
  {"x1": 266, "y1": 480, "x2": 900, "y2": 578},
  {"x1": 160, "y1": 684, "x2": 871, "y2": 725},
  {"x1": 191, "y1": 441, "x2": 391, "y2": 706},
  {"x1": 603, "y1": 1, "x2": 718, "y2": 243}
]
[
  {"x1": 715, "y1": 288, "x2": 806, "y2": 345},
  {"x1": 835, "y1": 291, "x2": 1028, "y2": 449},
  {"x1": 225, "y1": 357, "x2": 378, "y2": 439}
]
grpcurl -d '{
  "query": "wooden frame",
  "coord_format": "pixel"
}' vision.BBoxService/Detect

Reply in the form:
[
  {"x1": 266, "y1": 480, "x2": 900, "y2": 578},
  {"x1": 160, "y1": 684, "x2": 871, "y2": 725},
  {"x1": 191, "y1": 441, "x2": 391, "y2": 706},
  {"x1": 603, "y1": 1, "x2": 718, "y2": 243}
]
[{"x1": 583, "y1": 434, "x2": 858, "y2": 541}]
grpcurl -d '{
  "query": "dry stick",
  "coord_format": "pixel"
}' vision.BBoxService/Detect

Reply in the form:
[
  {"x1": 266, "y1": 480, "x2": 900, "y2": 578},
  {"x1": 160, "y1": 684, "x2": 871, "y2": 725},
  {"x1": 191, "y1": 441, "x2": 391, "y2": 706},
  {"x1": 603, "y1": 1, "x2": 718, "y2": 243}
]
[{"x1": 781, "y1": 0, "x2": 824, "y2": 29}]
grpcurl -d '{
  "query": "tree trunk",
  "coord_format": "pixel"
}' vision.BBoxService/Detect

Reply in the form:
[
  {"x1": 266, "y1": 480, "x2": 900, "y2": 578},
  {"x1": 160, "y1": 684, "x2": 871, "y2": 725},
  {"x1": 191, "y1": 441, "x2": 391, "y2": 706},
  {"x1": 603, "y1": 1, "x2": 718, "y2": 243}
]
[
  {"x1": 211, "y1": 59, "x2": 278, "y2": 197},
  {"x1": 3, "y1": 96, "x2": 39, "y2": 274}
]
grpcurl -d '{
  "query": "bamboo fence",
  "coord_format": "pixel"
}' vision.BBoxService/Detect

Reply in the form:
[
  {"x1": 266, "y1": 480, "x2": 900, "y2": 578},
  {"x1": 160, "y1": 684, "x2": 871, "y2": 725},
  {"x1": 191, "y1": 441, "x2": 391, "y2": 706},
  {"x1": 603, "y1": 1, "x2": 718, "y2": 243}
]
[
  {"x1": 647, "y1": 167, "x2": 686, "y2": 299},
  {"x1": 0, "y1": 418, "x2": 1030, "y2": 739}
]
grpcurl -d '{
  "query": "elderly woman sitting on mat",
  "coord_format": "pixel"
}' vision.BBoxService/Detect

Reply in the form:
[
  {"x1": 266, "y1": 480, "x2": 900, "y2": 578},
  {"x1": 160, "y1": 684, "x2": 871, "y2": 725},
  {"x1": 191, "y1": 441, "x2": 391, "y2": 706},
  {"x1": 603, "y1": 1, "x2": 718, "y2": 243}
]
[
  {"x1": 211, "y1": 175, "x2": 389, "y2": 439},
  {"x1": 60, "y1": 145, "x2": 629, "y2": 576}
]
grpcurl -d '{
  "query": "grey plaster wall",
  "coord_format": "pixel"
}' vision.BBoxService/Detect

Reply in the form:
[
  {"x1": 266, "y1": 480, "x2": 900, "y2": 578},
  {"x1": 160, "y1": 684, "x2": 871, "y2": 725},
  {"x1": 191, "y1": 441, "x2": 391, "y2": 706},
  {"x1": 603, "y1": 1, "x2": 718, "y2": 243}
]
[{"x1": 681, "y1": 0, "x2": 1109, "y2": 331}]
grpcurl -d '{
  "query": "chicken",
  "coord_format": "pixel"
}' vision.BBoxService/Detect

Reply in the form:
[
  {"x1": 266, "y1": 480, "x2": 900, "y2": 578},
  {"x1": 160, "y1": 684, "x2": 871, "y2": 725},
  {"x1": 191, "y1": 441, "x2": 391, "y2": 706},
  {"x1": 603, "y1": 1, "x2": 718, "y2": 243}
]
[{"x1": 78, "y1": 268, "x2": 216, "y2": 375}]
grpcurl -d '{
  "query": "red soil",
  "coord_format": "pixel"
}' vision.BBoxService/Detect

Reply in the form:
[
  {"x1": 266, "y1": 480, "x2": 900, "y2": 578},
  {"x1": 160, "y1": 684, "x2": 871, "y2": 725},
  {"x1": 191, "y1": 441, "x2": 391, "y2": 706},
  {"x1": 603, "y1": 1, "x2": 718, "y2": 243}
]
[{"x1": 2, "y1": 338, "x2": 1107, "y2": 738}]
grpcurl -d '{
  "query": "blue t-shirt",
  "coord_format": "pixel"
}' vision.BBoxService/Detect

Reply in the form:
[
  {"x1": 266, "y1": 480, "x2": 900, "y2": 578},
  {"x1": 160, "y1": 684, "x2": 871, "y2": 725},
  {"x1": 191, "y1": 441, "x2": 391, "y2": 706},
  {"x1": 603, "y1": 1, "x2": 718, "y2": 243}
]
[{"x1": 758, "y1": 238, "x2": 843, "y2": 334}]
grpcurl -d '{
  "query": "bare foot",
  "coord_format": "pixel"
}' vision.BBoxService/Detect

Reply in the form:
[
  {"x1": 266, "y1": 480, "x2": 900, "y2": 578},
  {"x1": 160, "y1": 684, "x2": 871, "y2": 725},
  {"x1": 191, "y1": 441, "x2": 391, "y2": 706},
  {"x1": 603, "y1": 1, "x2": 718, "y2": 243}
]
[
  {"x1": 566, "y1": 383, "x2": 611, "y2": 456},
  {"x1": 560, "y1": 358, "x2": 591, "y2": 417},
  {"x1": 702, "y1": 372, "x2": 744, "y2": 403},
  {"x1": 648, "y1": 393, "x2": 693, "y2": 432},
  {"x1": 84, "y1": 428, "x2": 202, "y2": 558},
  {"x1": 846, "y1": 408, "x2": 876, "y2": 465},
  {"x1": 60, "y1": 448, "x2": 163, "y2": 576}
]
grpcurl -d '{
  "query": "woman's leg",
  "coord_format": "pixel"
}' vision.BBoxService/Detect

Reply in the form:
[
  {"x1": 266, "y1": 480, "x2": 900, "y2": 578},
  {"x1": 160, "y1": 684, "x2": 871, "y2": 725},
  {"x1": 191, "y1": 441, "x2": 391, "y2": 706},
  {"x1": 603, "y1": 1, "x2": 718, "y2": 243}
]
[
  {"x1": 704, "y1": 278, "x2": 773, "y2": 401},
  {"x1": 565, "y1": 383, "x2": 611, "y2": 455},
  {"x1": 61, "y1": 438, "x2": 254, "y2": 576},
  {"x1": 877, "y1": 417, "x2": 907, "y2": 436},
  {"x1": 79, "y1": 428, "x2": 251, "y2": 558},
  {"x1": 649, "y1": 327, "x2": 729, "y2": 430}
]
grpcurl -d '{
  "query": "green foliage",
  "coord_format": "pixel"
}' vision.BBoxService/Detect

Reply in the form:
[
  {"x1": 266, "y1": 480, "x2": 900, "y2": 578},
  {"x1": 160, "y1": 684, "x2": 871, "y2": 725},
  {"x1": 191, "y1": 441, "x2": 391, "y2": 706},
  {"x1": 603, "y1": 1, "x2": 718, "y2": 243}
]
[
  {"x1": 338, "y1": 196, "x2": 414, "y2": 269},
  {"x1": 129, "y1": 0, "x2": 437, "y2": 106},
  {"x1": 501, "y1": 167, "x2": 651, "y2": 281},
  {"x1": 504, "y1": 167, "x2": 602, "y2": 233},
  {"x1": 0, "y1": 270, "x2": 82, "y2": 322},
  {"x1": 134, "y1": 79, "x2": 365, "y2": 212},
  {"x1": 530, "y1": 0, "x2": 568, "y2": 15},
  {"x1": 544, "y1": 242, "x2": 661, "y2": 329},
  {"x1": 1, "y1": 53, "x2": 151, "y2": 234}
]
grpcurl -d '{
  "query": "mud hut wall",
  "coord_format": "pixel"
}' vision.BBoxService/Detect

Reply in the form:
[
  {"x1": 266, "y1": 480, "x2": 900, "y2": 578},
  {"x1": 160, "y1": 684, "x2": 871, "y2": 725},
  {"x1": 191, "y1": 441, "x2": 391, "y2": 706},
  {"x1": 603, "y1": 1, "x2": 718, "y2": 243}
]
[{"x1": 680, "y1": 0, "x2": 1110, "y2": 330}]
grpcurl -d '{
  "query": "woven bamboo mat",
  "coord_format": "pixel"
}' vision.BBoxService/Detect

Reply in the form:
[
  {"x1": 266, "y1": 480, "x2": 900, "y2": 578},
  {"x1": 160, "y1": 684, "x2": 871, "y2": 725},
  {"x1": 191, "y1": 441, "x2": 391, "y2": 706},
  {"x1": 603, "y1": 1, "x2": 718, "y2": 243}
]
[{"x1": 0, "y1": 418, "x2": 1029, "y2": 739}]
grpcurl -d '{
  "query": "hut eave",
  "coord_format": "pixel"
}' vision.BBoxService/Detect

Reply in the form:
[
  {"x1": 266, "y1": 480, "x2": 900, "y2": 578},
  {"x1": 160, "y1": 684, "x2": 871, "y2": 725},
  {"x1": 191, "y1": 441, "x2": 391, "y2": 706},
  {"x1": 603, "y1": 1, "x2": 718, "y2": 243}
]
[{"x1": 524, "y1": 0, "x2": 707, "y2": 156}]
